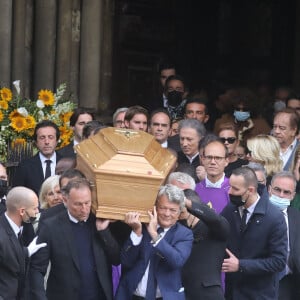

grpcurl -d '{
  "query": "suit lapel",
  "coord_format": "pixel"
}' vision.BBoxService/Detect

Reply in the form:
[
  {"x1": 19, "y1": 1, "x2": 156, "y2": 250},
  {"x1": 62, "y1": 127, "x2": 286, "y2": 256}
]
[
  {"x1": 1, "y1": 216, "x2": 25, "y2": 273},
  {"x1": 33, "y1": 154, "x2": 45, "y2": 180}
]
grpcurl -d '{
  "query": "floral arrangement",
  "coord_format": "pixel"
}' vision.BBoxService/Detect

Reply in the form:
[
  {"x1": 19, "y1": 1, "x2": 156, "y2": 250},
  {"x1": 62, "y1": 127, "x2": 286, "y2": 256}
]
[{"x1": 0, "y1": 80, "x2": 76, "y2": 162}]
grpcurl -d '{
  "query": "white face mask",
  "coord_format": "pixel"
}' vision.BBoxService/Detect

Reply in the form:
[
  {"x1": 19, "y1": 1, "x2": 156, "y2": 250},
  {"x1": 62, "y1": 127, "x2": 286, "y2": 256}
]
[{"x1": 269, "y1": 194, "x2": 291, "y2": 211}]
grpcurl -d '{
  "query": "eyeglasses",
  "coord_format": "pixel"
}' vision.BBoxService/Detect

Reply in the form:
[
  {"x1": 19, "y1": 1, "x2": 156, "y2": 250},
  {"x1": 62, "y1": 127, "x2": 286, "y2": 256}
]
[
  {"x1": 157, "y1": 206, "x2": 179, "y2": 215},
  {"x1": 271, "y1": 186, "x2": 293, "y2": 197},
  {"x1": 220, "y1": 137, "x2": 236, "y2": 144},
  {"x1": 202, "y1": 155, "x2": 226, "y2": 162}
]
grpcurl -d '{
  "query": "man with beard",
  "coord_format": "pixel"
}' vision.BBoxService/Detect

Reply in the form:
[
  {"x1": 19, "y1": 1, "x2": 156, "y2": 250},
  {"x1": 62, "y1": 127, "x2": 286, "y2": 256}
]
[{"x1": 221, "y1": 166, "x2": 287, "y2": 300}]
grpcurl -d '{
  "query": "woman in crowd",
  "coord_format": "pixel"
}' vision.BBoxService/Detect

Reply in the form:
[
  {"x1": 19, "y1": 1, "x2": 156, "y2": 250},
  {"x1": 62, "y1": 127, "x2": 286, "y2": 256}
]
[
  {"x1": 218, "y1": 122, "x2": 248, "y2": 177},
  {"x1": 39, "y1": 175, "x2": 62, "y2": 210},
  {"x1": 246, "y1": 134, "x2": 283, "y2": 186}
]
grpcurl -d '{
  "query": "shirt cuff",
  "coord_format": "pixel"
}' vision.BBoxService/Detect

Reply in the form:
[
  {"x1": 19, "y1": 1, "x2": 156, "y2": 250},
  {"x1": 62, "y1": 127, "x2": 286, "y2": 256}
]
[{"x1": 130, "y1": 231, "x2": 143, "y2": 246}]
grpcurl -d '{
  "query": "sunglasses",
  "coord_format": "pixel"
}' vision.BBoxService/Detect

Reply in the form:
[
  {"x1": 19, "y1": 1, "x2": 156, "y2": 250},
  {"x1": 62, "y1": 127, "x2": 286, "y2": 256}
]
[{"x1": 220, "y1": 137, "x2": 236, "y2": 144}]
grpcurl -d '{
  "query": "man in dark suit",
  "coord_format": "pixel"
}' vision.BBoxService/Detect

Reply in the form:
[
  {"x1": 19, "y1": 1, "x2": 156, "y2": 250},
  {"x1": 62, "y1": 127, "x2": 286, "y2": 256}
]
[
  {"x1": 115, "y1": 184, "x2": 193, "y2": 300},
  {"x1": 13, "y1": 120, "x2": 62, "y2": 196},
  {"x1": 180, "y1": 189, "x2": 230, "y2": 300},
  {"x1": 177, "y1": 119, "x2": 206, "y2": 169},
  {"x1": 221, "y1": 167, "x2": 288, "y2": 300},
  {"x1": 29, "y1": 178, "x2": 120, "y2": 300},
  {"x1": 58, "y1": 107, "x2": 94, "y2": 158},
  {"x1": 168, "y1": 172, "x2": 229, "y2": 299},
  {"x1": 268, "y1": 171, "x2": 300, "y2": 299},
  {"x1": 0, "y1": 186, "x2": 46, "y2": 299}
]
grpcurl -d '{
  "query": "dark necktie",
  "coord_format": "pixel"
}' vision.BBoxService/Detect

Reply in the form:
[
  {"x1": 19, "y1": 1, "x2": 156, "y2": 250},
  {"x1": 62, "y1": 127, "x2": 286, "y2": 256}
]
[
  {"x1": 240, "y1": 208, "x2": 248, "y2": 232},
  {"x1": 146, "y1": 227, "x2": 164, "y2": 299},
  {"x1": 18, "y1": 230, "x2": 23, "y2": 246},
  {"x1": 45, "y1": 160, "x2": 52, "y2": 179}
]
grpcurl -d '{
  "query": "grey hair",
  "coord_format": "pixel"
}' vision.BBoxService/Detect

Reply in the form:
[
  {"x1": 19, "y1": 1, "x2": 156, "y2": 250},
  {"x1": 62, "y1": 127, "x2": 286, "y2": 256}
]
[
  {"x1": 178, "y1": 119, "x2": 206, "y2": 139},
  {"x1": 167, "y1": 172, "x2": 196, "y2": 190},
  {"x1": 247, "y1": 162, "x2": 267, "y2": 180},
  {"x1": 112, "y1": 107, "x2": 128, "y2": 124},
  {"x1": 157, "y1": 184, "x2": 185, "y2": 211},
  {"x1": 271, "y1": 171, "x2": 297, "y2": 192}
]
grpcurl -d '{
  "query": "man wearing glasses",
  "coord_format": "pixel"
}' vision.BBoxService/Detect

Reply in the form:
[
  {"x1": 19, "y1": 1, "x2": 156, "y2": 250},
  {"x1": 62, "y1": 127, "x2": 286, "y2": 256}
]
[
  {"x1": 195, "y1": 140, "x2": 230, "y2": 213},
  {"x1": 268, "y1": 171, "x2": 300, "y2": 300}
]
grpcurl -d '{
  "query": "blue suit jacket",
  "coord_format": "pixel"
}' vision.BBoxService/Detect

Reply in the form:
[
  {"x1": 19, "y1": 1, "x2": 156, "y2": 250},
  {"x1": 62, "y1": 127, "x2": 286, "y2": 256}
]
[
  {"x1": 221, "y1": 192, "x2": 288, "y2": 300},
  {"x1": 116, "y1": 222, "x2": 193, "y2": 300}
]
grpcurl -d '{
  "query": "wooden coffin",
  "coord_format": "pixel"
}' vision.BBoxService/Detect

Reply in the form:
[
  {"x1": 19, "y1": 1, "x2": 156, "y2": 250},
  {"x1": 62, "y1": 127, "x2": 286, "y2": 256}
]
[{"x1": 75, "y1": 127, "x2": 176, "y2": 222}]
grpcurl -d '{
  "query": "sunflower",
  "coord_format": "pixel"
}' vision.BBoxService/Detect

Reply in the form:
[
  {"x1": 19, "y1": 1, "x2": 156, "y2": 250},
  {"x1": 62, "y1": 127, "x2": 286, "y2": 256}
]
[
  {"x1": 38, "y1": 89, "x2": 55, "y2": 106},
  {"x1": 9, "y1": 110, "x2": 21, "y2": 120},
  {"x1": 25, "y1": 115, "x2": 36, "y2": 129},
  {"x1": 0, "y1": 100, "x2": 8, "y2": 110},
  {"x1": 0, "y1": 110, "x2": 3, "y2": 122},
  {"x1": 10, "y1": 116, "x2": 27, "y2": 132},
  {"x1": 0, "y1": 87, "x2": 13, "y2": 101}
]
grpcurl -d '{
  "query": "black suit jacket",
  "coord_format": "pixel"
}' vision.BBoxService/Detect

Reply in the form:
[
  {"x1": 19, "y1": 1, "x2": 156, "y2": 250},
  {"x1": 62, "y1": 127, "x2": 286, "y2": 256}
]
[
  {"x1": 12, "y1": 152, "x2": 62, "y2": 195},
  {"x1": 57, "y1": 142, "x2": 76, "y2": 158},
  {"x1": 29, "y1": 210, "x2": 120, "y2": 300},
  {"x1": 0, "y1": 214, "x2": 28, "y2": 299},
  {"x1": 279, "y1": 207, "x2": 300, "y2": 299},
  {"x1": 182, "y1": 201, "x2": 230, "y2": 300}
]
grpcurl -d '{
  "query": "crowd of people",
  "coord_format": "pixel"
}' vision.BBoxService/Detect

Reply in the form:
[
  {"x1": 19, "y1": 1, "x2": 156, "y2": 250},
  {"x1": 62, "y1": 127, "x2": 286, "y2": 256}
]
[{"x1": 1, "y1": 63, "x2": 300, "y2": 300}]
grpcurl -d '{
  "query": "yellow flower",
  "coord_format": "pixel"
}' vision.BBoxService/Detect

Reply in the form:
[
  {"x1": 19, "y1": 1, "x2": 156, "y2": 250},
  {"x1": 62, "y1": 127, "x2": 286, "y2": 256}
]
[
  {"x1": 0, "y1": 110, "x2": 3, "y2": 122},
  {"x1": 9, "y1": 110, "x2": 21, "y2": 120},
  {"x1": 0, "y1": 87, "x2": 13, "y2": 101},
  {"x1": 25, "y1": 115, "x2": 36, "y2": 129},
  {"x1": 0, "y1": 100, "x2": 8, "y2": 110},
  {"x1": 60, "y1": 111, "x2": 73, "y2": 123},
  {"x1": 11, "y1": 116, "x2": 27, "y2": 132},
  {"x1": 38, "y1": 89, "x2": 55, "y2": 106}
]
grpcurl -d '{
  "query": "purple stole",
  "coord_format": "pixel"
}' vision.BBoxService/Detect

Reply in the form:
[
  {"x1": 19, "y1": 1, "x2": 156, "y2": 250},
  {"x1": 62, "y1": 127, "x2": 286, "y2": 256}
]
[{"x1": 195, "y1": 177, "x2": 230, "y2": 214}]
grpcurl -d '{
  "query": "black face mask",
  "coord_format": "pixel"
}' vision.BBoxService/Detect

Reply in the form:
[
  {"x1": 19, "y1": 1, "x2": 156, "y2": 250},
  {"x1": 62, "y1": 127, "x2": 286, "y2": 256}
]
[
  {"x1": 229, "y1": 194, "x2": 246, "y2": 207},
  {"x1": 22, "y1": 211, "x2": 37, "y2": 224},
  {"x1": 167, "y1": 90, "x2": 184, "y2": 106},
  {"x1": 257, "y1": 183, "x2": 266, "y2": 196},
  {"x1": 0, "y1": 179, "x2": 8, "y2": 198}
]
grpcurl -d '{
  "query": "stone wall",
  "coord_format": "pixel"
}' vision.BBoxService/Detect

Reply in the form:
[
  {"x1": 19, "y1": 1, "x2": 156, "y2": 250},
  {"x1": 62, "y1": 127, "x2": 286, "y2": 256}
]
[{"x1": 0, "y1": 0, "x2": 114, "y2": 114}]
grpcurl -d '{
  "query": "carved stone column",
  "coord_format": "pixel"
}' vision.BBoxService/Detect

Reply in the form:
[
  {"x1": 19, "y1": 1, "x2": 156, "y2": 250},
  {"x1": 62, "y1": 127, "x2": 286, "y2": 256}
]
[
  {"x1": 99, "y1": 0, "x2": 114, "y2": 114},
  {"x1": 0, "y1": 0, "x2": 12, "y2": 86},
  {"x1": 33, "y1": 0, "x2": 57, "y2": 94},
  {"x1": 12, "y1": 0, "x2": 26, "y2": 94},
  {"x1": 79, "y1": 0, "x2": 103, "y2": 109}
]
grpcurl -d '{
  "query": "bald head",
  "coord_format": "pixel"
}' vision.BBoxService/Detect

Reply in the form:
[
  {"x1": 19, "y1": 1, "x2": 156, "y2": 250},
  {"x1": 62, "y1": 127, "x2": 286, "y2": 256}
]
[{"x1": 6, "y1": 186, "x2": 38, "y2": 213}]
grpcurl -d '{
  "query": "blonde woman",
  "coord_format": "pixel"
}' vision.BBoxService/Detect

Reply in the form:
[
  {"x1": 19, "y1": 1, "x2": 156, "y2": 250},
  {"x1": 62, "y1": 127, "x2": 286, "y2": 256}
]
[
  {"x1": 39, "y1": 175, "x2": 62, "y2": 210},
  {"x1": 247, "y1": 135, "x2": 283, "y2": 185}
]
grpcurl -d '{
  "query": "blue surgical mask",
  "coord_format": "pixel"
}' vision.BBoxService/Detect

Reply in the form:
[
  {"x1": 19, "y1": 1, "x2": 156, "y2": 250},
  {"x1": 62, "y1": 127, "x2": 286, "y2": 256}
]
[
  {"x1": 273, "y1": 100, "x2": 286, "y2": 112},
  {"x1": 269, "y1": 194, "x2": 291, "y2": 211},
  {"x1": 234, "y1": 110, "x2": 250, "y2": 122}
]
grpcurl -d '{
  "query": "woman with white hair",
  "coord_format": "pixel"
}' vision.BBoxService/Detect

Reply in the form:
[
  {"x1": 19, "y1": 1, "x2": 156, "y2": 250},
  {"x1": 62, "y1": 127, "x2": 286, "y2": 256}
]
[{"x1": 247, "y1": 134, "x2": 283, "y2": 185}]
